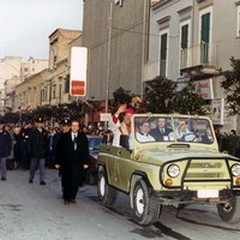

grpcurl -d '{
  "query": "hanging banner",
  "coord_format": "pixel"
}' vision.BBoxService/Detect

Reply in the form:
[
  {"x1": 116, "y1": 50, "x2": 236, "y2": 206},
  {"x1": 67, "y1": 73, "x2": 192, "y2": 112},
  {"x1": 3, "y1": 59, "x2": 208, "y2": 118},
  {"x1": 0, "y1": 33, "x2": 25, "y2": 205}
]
[
  {"x1": 70, "y1": 47, "x2": 88, "y2": 96},
  {"x1": 211, "y1": 98, "x2": 224, "y2": 125},
  {"x1": 194, "y1": 78, "x2": 214, "y2": 100}
]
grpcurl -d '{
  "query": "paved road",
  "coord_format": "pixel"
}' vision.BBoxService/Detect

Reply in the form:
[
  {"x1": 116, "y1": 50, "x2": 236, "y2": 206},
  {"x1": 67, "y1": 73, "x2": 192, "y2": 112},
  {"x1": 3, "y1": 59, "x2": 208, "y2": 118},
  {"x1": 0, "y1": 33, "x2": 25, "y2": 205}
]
[{"x1": 0, "y1": 169, "x2": 239, "y2": 240}]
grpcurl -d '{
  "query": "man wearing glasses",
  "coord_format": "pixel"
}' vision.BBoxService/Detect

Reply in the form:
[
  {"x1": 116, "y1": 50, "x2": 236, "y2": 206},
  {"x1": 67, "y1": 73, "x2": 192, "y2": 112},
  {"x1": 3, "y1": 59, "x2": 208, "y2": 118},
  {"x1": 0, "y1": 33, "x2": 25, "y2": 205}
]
[{"x1": 136, "y1": 121, "x2": 155, "y2": 142}]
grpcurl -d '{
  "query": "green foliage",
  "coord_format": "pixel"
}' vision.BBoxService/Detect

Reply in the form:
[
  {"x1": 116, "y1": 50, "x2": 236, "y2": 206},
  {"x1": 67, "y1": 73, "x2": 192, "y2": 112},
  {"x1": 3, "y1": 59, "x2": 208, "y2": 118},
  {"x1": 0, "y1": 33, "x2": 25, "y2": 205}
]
[
  {"x1": 23, "y1": 101, "x2": 84, "y2": 123},
  {"x1": 144, "y1": 75, "x2": 206, "y2": 115},
  {"x1": 221, "y1": 57, "x2": 240, "y2": 115},
  {"x1": 144, "y1": 76, "x2": 177, "y2": 113},
  {"x1": 2, "y1": 112, "x2": 19, "y2": 124},
  {"x1": 173, "y1": 82, "x2": 207, "y2": 115}
]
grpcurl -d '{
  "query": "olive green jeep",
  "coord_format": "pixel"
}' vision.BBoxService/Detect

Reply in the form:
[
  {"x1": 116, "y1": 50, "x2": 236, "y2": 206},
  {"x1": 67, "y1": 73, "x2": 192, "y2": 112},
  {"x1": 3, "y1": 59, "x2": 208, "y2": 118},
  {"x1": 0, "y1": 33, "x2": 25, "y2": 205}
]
[{"x1": 97, "y1": 114, "x2": 240, "y2": 225}]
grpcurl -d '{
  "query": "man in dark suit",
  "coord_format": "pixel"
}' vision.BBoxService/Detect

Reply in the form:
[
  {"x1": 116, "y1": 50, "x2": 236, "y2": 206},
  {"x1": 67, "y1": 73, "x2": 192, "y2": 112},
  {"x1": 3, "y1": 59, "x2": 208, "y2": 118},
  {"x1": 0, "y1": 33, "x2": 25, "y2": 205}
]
[
  {"x1": 55, "y1": 119, "x2": 89, "y2": 205},
  {"x1": 149, "y1": 117, "x2": 172, "y2": 141}
]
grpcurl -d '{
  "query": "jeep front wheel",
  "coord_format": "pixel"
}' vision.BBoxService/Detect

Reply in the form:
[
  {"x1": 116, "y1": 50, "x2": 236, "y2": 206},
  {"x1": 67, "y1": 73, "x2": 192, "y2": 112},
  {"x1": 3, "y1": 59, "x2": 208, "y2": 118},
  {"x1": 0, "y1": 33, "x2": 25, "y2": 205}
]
[
  {"x1": 97, "y1": 167, "x2": 118, "y2": 206},
  {"x1": 217, "y1": 196, "x2": 240, "y2": 223},
  {"x1": 132, "y1": 179, "x2": 162, "y2": 225}
]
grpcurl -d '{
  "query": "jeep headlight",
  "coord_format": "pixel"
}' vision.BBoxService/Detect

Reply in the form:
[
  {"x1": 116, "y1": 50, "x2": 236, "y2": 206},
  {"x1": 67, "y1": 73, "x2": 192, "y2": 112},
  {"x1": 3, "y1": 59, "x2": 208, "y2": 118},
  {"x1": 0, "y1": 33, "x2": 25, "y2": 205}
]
[
  {"x1": 167, "y1": 164, "x2": 180, "y2": 178},
  {"x1": 231, "y1": 164, "x2": 240, "y2": 177}
]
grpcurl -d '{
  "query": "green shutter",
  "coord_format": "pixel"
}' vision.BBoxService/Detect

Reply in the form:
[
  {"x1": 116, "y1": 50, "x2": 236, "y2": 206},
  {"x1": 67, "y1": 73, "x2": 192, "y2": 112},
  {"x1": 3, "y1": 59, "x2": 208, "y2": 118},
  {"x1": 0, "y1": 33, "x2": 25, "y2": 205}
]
[
  {"x1": 160, "y1": 33, "x2": 167, "y2": 76},
  {"x1": 181, "y1": 24, "x2": 189, "y2": 49},
  {"x1": 160, "y1": 33, "x2": 167, "y2": 60},
  {"x1": 201, "y1": 12, "x2": 210, "y2": 43}
]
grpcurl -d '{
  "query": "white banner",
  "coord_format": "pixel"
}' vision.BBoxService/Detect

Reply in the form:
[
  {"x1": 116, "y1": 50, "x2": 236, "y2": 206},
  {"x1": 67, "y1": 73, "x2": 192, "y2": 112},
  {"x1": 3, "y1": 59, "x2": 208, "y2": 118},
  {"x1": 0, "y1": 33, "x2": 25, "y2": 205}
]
[
  {"x1": 211, "y1": 98, "x2": 224, "y2": 125},
  {"x1": 70, "y1": 47, "x2": 88, "y2": 97}
]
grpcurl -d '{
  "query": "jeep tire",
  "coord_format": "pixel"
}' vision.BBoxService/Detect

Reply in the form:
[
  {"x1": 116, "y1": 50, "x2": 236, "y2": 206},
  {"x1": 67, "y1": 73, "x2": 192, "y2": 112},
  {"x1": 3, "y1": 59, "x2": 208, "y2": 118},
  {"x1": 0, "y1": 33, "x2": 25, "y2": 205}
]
[
  {"x1": 217, "y1": 196, "x2": 240, "y2": 223},
  {"x1": 132, "y1": 179, "x2": 162, "y2": 225},
  {"x1": 97, "y1": 167, "x2": 118, "y2": 206}
]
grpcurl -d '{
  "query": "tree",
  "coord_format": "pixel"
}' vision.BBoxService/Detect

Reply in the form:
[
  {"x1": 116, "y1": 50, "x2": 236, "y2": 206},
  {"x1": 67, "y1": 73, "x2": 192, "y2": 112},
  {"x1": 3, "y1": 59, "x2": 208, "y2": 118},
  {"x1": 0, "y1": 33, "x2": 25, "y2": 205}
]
[
  {"x1": 2, "y1": 112, "x2": 19, "y2": 124},
  {"x1": 144, "y1": 76, "x2": 177, "y2": 113},
  {"x1": 144, "y1": 75, "x2": 206, "y2": 115},
  {"x1": 173, "y1": 82, "x2": 207, "y2": 115},
  {"x1": 221, "y1": 57, "x2": 240, "y2": 115}
]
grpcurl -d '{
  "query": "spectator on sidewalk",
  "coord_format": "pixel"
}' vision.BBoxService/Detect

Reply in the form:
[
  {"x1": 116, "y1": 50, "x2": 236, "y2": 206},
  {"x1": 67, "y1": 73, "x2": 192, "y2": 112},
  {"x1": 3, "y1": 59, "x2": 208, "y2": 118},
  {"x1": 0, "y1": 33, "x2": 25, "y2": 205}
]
[
  {"x1": 13, "y1": 126, "x2": 22, "y2": 169},
  {"x1": 5, "y1": 125, "x2": 15, "y2": 170},
  {"x1": 21, "y1": 121, "x2": 32, "y2": 170},
  {"x1": 228, "y1": 129, "x2": 240, "y2": 156},
  {"x1": 29, "y1": 117, "x2": 48, "y2": 185},
  {"x1": 0, "y1": 120, "x2": 12, "y2": 181}
]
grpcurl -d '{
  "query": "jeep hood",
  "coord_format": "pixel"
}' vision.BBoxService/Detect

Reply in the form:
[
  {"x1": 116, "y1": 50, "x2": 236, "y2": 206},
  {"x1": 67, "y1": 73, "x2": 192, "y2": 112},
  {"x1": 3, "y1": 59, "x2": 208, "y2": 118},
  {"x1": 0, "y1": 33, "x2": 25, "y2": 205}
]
[{"x1": 137, "y1": 147, "x2": 237, "y2": 165}]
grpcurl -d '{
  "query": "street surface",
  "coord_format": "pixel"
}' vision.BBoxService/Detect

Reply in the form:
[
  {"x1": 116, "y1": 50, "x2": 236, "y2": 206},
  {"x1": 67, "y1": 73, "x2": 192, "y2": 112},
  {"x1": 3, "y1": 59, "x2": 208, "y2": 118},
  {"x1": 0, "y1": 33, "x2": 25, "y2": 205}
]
[{"x1": 0, "y1": 169, "x2": 239, "y2": 240}]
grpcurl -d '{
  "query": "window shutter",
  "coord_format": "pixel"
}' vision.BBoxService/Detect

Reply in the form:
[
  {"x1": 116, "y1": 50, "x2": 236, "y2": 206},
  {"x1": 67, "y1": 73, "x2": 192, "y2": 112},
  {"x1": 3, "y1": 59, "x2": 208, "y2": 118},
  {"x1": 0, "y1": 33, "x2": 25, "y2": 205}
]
[
  {"x1": 201, "y1": 12, "x2": 210, "y2": 43},
  {"x1": 65, "y1": 74, "x2": 70, "y2": 93},
  {"x1": 160, "y1": 33, "x2": 167, "y2": 60},
  {"x1": 181, "y1": 24, "x2": 189, "y2": 49}
]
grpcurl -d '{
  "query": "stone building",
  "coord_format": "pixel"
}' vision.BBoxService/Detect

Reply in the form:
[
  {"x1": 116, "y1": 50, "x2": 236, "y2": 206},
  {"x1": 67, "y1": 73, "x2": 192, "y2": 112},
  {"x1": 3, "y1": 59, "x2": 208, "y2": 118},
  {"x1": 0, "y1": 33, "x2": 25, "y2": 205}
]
[
  {"x1": 82, "y1": 0, "x2": 150, "y2": 109},
  {"x1": 21, "y1": 57, "x2": 48, "y2": 80},
  {"x1": 13, "y1": 29, "x2": 82, "y2": 113}
]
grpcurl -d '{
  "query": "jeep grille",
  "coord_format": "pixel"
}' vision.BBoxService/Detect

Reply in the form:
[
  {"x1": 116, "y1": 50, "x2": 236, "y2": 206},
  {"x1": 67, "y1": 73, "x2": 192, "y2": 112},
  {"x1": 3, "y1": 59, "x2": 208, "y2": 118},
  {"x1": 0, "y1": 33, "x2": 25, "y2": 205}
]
[{"x1": 185, "y1": 160, "x2": 229, "y2": 179}]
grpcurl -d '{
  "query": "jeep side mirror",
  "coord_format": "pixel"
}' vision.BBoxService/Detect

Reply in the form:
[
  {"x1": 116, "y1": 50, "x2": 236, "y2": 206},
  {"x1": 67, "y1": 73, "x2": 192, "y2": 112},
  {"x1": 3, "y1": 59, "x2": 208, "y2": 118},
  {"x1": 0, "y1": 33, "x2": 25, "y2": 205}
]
[{"x1": 120, "y1": 134, "x2": 129, "y2": 149}]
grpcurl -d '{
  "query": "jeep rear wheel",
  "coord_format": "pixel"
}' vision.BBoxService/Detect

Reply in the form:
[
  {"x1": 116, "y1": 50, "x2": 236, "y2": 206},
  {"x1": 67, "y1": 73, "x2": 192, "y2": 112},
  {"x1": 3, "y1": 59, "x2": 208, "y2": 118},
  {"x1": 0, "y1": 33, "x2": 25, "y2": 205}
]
[
  {"x1": 217, "y1": 196, "x2": 240, "y2": 223},
  {"x1": 97, "y1": 167, "x2": 118, "y2": 206},
  {"x1": 132, "y1": 179, "x2": 162, "y2": 225}
]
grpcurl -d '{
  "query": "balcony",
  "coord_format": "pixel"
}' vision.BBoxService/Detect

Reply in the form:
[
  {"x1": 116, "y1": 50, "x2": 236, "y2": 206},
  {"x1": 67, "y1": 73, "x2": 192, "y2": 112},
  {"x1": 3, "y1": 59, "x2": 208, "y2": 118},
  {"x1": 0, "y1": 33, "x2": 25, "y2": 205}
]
[{"x1": 180, "y1": 43, "x2": 220, "y2": 80}]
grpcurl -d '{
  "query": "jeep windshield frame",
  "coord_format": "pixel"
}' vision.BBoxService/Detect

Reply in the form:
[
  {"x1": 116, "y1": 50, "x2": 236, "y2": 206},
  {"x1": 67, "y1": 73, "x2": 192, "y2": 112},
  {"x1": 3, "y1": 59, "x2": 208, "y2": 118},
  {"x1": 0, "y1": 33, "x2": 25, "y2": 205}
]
[{"x1": 133, "y1": 115, "x2": 215, "y2": 145}]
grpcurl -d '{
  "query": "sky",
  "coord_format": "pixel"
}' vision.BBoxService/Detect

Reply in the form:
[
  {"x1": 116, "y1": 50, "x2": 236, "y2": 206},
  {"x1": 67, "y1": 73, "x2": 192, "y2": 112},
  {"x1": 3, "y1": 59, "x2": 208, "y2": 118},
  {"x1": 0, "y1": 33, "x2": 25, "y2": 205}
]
[{"x1": 0, "y1": 0, "x2": 83, "y2": 61}]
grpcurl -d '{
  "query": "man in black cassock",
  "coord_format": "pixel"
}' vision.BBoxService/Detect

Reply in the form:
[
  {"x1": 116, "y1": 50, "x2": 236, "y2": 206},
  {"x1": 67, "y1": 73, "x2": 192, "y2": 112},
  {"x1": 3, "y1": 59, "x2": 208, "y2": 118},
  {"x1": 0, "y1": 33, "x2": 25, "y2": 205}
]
[{"x1": 55, "y1": 120, "x2": 89, "y2": 204}]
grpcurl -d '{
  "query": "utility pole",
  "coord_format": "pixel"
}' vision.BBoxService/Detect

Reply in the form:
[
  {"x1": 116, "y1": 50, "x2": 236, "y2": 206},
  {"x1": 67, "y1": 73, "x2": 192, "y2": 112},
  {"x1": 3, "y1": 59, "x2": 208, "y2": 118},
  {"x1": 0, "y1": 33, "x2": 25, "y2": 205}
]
[{"x1": 105, "y1": 1, "x2": 113, "y2": 114}]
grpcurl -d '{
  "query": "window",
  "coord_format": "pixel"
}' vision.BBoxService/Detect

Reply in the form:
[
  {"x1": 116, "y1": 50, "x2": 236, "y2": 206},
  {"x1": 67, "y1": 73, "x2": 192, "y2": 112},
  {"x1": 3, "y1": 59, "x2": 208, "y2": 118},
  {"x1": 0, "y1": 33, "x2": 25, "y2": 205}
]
[
  {"x1": 52, "y1": 84, "x2": 56, "y2": 99},
  {"x1": 179, "y1": 20, "x2": 190, "y2": 70},
  {"x1": 65, "y1": 74, "x2": 70, "y2": 93},
  {"x1": 199, "y1": 7, "x2": 212, "y2": 64},
  {"x1": 181, "y1": 24, "x2": 189, "y2": 49},
  {"x1": 159, "y1": 30, "x2": 168, "y2": 77},
  {"x1": 59, "y1": 84, "x2": 62, "y2": 102},
  {"x1": 201, "y1": 12, "x2": 210, "y2": 44}
]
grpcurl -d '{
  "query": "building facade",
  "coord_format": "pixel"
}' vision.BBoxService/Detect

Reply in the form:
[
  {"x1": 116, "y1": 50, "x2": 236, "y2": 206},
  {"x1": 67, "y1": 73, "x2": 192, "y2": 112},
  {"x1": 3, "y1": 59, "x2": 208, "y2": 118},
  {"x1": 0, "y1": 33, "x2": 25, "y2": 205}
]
[
  {"x1": 82, "y1": 0, "x2": 150, "y2": 106},
  {"x1": 13, "y1": 29, "x2": 82, "y2": 113},
  {"x1": 148, "y1": 0, "x2": 240, "y2": 132}
]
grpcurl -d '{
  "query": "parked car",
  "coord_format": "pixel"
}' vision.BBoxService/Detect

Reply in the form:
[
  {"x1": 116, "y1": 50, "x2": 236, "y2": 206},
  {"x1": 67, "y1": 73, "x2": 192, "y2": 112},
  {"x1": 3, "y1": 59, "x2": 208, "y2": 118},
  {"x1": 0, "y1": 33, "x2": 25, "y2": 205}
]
[
  {"x1": 85, "y1": 135, "x2": 103, "y2": 185},
  {"x1": 97, "y1": 113, "x2": 240, "y2": 225}
]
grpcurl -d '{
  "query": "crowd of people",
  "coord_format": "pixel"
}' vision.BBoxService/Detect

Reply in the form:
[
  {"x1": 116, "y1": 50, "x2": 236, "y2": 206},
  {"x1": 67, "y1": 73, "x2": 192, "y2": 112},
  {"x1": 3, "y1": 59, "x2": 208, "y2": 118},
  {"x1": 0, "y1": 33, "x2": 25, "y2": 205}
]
[
  {"x1": 0, "y1": 117, "x2": 106, "y2": 205},
  {"x1": 1, "y1": 110, "x2": 240, "y2": 205}
]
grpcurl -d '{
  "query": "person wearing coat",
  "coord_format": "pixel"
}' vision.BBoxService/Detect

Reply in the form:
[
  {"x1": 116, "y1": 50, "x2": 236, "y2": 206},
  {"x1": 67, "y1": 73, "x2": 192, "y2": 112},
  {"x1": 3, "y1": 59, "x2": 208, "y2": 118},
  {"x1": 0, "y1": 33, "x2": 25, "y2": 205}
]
[
  {"x1": 149, "y1": 117, "x2": 173, "y2": 141},
  {"x1": 29, "y1": 117, "x2": 48, "y2": 185},
  {"x1": 55, "y1": 119, "x2": 89, "y2": 205},
  {"x1": 0, "y1": 120, "x2": 12, "y2": 181}
]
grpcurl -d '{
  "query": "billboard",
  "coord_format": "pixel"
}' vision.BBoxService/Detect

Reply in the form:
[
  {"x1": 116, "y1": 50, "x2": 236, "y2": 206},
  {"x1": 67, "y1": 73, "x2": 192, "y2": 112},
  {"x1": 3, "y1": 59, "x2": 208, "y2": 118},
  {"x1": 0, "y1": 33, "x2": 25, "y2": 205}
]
[{"x1": 70, "y1": 47, "x2": 88, "y2": 96}]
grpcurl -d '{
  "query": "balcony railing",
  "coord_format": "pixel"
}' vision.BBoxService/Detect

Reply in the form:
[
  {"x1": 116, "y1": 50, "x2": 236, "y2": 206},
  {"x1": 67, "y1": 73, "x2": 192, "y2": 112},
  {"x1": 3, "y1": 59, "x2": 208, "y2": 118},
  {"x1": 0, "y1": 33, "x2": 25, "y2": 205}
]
[{"x1": 180, "y1": 43, "x2": 218, "y2": 70}]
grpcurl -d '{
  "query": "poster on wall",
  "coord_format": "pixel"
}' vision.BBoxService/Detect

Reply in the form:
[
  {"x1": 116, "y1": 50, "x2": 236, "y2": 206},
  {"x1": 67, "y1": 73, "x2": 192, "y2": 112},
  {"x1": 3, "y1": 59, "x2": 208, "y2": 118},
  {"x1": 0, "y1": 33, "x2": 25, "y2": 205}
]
[
  {"x1": 194, "y1": 78, "x2": 214, "y2": 100},
  {"x1": 211, "y1": 98, "x2": 224, "y2": 125}
]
